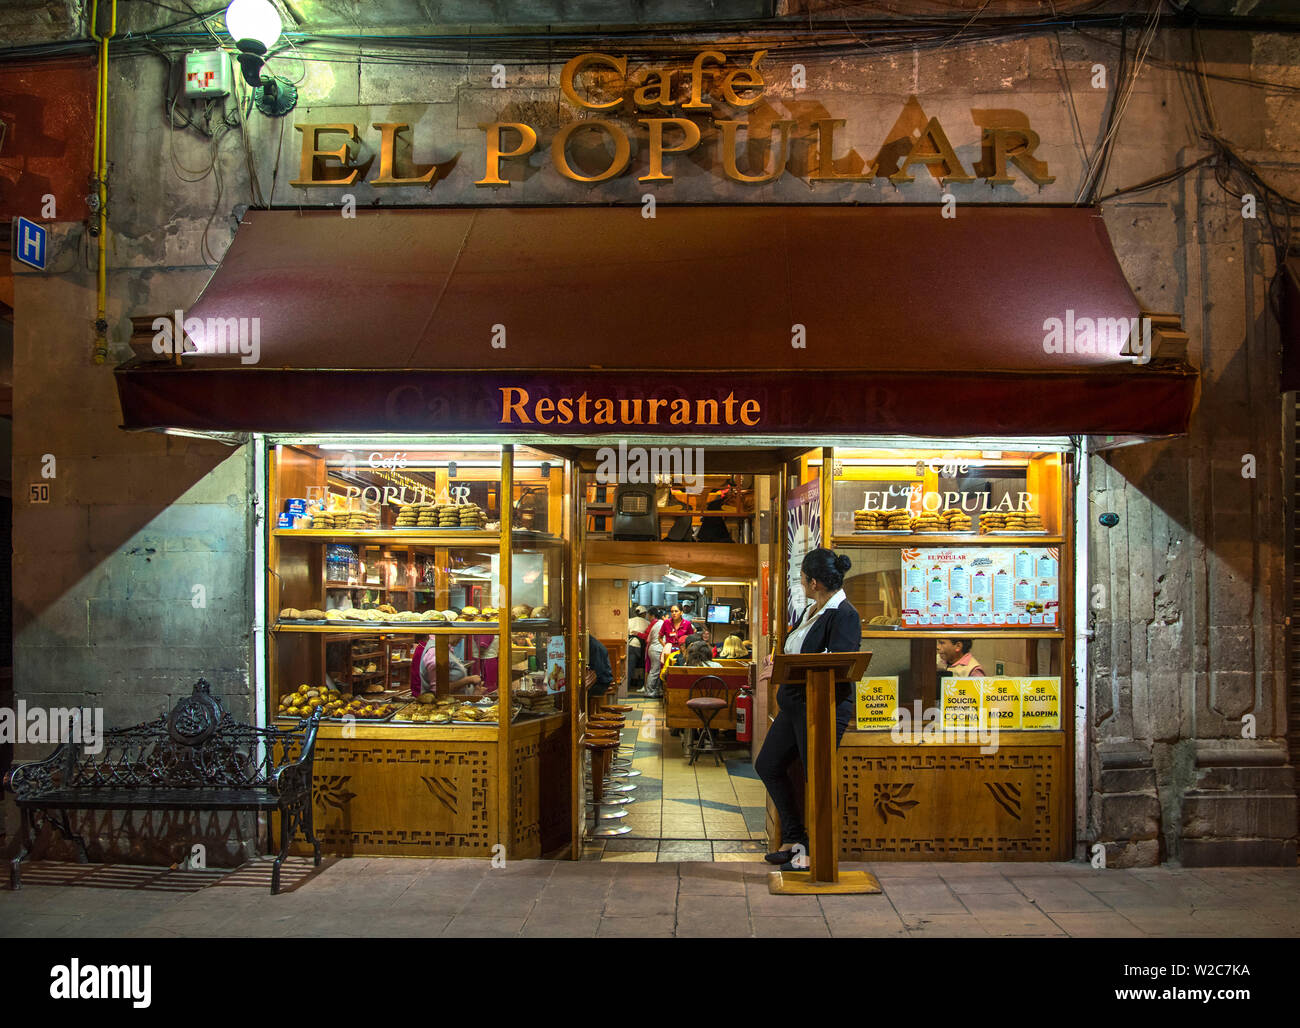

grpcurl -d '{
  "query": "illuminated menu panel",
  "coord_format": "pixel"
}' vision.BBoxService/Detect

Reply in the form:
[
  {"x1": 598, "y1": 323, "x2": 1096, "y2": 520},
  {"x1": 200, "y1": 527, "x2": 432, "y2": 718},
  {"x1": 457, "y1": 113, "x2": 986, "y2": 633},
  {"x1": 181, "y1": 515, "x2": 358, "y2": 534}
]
[{"x1": 901, "y1": 546, "x2": 1059, "y2": 627}]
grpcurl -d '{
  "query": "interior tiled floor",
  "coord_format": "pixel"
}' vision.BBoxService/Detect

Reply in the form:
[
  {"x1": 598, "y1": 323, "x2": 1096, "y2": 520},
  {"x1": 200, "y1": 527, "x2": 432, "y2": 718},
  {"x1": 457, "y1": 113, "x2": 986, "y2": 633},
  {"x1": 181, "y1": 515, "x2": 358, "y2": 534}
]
[{"x1": 589, "y1": 697, "x2": 771, "y2": 862}]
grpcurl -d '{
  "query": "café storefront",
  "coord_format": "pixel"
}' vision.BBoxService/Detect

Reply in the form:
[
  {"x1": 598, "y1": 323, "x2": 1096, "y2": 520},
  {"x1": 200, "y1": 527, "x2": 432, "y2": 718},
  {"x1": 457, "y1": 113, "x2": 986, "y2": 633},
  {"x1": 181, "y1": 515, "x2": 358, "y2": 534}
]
[{"x1": 114, "y1": 202, "x2": 1196, "y2": 862}]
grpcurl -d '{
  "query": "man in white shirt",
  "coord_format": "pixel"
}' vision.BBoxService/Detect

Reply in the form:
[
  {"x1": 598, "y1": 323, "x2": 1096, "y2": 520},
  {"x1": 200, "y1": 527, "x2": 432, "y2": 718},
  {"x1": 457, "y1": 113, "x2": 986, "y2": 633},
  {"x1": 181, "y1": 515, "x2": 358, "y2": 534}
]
[
  {"x1": 627, "y1": 606, "x2": 650, "y2": 692},
  {"x1": 627, "y1": 606, "x2": 650, "y2": 640}
]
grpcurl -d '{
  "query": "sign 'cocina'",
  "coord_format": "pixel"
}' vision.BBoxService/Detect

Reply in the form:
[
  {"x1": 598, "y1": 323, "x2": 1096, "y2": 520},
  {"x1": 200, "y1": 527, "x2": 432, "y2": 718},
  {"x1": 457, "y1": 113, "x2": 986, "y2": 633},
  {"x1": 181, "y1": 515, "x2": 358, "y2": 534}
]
[{"x1": 289, "y1": 50, "x2": 1056, "y2": 190}]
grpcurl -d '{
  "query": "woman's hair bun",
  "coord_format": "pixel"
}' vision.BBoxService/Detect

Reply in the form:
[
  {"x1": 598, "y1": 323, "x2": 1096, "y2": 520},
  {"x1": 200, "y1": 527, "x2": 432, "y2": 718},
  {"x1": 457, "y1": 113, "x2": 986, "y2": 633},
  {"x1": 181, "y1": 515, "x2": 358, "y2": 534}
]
[{"x1": 834, "y1": 554, "x2": 852, "y2": 574}]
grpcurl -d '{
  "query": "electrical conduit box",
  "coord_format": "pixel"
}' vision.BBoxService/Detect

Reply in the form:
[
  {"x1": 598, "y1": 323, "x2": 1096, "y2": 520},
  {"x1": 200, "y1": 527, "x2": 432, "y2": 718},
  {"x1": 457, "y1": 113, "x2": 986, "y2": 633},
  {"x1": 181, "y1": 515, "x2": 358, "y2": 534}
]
[{"x1": 183, "y1": 51, "x2": 232, "y2": 98}]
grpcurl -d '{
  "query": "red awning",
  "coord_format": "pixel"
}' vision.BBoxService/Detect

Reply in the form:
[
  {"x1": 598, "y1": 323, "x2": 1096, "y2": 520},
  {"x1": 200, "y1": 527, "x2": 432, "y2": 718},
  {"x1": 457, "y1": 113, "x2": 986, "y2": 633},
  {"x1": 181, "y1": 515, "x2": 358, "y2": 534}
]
[{"x1": 115, "y1": 205, "x2": 1197, "y2": 436}]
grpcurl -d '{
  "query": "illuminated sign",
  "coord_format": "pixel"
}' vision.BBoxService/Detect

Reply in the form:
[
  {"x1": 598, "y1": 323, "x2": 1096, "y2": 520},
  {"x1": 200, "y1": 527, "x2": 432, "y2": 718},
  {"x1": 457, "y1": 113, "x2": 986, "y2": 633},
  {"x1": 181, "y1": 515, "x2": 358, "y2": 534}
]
[{"x1": 289, "y1": 52, "x2": 1055, "y2": 191}]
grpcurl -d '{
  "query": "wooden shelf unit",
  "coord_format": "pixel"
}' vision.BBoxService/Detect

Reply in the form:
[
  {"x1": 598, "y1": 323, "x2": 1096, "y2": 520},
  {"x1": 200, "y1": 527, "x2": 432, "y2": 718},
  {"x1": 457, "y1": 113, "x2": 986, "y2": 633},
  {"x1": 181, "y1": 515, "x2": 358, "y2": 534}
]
[
  {"x1": 267, "y1": 442, "x2": 580, "y2": 861},
  {"x1": 767, "y1": 445, "x2": 1077, "y2": 863}
]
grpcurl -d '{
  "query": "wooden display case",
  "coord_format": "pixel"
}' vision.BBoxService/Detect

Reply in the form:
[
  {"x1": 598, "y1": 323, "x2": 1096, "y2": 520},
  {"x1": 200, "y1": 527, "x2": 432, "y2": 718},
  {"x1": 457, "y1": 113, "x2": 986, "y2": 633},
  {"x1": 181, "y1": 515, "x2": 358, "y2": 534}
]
[
  {"x1": 767, "y1": 444, "x2": 1077, "y2": 862},
  {"x1": 266, "y1": 442, "x2": 579, "y2": 859}
]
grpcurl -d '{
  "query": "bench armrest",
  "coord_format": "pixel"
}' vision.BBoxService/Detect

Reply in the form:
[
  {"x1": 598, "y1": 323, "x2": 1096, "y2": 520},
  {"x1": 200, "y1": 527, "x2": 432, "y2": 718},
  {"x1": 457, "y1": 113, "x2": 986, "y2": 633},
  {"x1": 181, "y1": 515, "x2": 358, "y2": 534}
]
[
  {"x1": 4, "y1": 744, "x2": 71, "y2": 799},
  {"x1": 270, "y1": 708, "x2": 323, "y2": 800}
]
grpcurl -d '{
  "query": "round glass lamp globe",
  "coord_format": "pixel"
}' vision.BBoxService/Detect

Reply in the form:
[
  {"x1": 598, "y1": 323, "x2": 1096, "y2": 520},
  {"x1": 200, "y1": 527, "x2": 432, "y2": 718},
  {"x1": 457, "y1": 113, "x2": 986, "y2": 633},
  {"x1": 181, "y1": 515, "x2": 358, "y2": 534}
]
[{"x1": 225, "y1": 0, "x2": 282, "y2": 49}]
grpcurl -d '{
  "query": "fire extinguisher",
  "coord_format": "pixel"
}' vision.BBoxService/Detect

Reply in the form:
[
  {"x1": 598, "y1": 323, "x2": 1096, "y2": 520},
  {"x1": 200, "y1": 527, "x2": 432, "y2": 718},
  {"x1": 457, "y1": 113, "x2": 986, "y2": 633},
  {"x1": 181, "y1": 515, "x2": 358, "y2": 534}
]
[{"x1": 735, "y1": 686, "x2": 753, "y2": 743}]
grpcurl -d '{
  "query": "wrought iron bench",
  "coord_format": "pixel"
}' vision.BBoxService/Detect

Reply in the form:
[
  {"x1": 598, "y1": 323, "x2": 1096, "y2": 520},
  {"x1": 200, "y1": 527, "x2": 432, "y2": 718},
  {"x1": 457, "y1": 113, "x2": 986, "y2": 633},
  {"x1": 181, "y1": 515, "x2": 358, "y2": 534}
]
[{"x1": 4, "y1": 679, "x2": 323, "y2": 894}]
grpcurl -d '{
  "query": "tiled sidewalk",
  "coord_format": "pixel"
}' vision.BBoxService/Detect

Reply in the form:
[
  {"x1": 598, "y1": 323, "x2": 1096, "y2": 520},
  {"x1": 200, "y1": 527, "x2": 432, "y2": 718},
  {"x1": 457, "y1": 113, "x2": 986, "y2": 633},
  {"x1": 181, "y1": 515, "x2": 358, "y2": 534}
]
[{"x1": 3, "y1": 858, "x2": 1298, "y2": 937}]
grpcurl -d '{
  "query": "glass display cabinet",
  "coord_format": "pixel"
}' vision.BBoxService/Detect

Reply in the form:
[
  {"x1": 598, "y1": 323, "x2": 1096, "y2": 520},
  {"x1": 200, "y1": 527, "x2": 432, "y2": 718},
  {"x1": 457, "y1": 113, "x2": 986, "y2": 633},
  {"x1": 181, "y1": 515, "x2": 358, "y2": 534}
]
[
  {"x1": 265, "y1": 441, "x2": 576, "y2": 859},
  {"x1": 771, "y1": 444, "x2": 1074, "y2": 862}
]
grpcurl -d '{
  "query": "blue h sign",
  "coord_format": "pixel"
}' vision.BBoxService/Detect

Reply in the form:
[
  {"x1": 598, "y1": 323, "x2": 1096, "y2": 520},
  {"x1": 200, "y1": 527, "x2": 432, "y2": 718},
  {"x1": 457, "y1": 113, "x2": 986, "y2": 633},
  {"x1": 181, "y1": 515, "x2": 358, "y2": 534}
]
[{"x1": 14, "y1": 217, "x2": 47, "y2": 270}]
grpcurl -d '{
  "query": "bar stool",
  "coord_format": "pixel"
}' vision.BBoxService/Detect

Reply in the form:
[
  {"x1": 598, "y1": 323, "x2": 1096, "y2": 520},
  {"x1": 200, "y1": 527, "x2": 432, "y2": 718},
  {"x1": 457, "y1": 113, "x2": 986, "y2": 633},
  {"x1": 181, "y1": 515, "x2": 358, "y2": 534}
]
[
  {"x1": 587, "y1": 718, "x2": 633, "y2": 795},
  {"x1": 598, "y1": 705, "x2": 642, "y2": 778},
  {"x1": 685, "y1": 675, "x2": 729, "y2": 766},
  {"x1": 590, "y1": 719, "x2": 637, "y2": 794},
  {"x1": 600, "y1": 704, "x2": 634, "y2": 745},
  {"x1": 583, "y1": 737, "x2": 631, "y2": 837}
]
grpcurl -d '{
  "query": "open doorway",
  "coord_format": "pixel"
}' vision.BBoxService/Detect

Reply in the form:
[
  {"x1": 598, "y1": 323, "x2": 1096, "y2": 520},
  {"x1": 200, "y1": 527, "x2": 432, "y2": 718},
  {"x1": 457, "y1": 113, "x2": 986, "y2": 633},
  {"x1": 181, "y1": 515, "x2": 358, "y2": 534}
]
[{"x1": 581, "y1": 463, "x2": 774, "y2": 862}]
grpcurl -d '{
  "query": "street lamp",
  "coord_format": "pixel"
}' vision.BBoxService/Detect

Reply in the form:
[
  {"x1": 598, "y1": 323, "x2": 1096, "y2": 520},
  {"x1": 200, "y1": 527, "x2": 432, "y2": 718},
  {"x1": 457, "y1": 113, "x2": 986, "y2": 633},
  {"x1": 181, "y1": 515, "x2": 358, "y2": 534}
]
[{"x1": 225, "y1": 0, "x2": 296, "y2": 117}]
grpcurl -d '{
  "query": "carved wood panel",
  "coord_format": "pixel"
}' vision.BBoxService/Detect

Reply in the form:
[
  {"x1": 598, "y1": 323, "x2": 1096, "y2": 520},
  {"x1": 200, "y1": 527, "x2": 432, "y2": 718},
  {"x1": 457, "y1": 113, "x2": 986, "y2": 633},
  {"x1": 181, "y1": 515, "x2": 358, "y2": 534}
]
[
  {"x1": 838, "y1": 738, "x2": 1067, "y2": 860},
  {"x1": 512, "y1": 737, "x2": 542, "y2": 858},
  {"x1": 287, "y1": 738, "x2": 496, "y2": 857}
]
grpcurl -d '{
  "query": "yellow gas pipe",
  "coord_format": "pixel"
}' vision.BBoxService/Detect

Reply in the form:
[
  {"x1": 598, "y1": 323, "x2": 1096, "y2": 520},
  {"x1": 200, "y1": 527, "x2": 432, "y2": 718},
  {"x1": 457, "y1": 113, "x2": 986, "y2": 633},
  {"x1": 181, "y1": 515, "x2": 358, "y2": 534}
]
[{"x1": 90, "y1": 0, "x2": 116, "y2": 364}]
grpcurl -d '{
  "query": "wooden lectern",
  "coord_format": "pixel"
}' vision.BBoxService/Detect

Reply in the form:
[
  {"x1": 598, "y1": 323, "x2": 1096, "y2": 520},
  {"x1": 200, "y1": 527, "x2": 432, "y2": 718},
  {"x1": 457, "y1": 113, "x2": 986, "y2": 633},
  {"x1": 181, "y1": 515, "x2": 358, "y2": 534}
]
[{"x1": 768, "y1": 651, "x2": 881, "y2": 896}]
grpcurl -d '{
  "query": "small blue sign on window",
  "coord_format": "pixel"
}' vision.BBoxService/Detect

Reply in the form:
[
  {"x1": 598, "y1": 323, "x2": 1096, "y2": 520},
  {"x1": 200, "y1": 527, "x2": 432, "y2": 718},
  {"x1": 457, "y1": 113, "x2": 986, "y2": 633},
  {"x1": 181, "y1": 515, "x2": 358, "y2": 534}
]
[{"x1": 13, "y1": 216, "x2": 47, "y2": 270}]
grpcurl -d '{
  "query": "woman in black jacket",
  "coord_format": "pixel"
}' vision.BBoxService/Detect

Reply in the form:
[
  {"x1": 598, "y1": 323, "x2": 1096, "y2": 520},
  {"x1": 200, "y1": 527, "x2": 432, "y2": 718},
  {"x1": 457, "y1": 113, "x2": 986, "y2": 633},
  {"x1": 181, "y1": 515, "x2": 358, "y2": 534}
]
[{"x1": 755, "y1": 547, "x2": 862, "y2": 871}]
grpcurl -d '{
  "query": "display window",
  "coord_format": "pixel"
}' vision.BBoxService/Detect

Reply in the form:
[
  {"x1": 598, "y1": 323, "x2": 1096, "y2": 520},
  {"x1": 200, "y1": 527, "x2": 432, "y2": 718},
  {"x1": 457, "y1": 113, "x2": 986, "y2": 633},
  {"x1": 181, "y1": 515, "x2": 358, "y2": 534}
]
[
  {"x1": 265, "y1": 440, "x2": 576, "y2": 858},
  {"x1": 770, "y1": 442, "x2": 1075, "y2": 860}
]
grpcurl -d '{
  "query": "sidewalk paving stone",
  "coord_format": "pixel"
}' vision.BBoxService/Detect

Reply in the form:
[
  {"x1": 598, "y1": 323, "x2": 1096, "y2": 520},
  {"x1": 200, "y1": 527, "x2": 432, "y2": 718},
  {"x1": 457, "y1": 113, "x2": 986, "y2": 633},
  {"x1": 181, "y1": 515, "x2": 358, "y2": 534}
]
[
  {"x1": 597, "y1": 915, "x2": 675, "y2": 937},
  {"x1": 902, "y1": 914, "x2": 992, "y2": 937},
  {"x1": 441, "y1": 914, "x2": 527, "y2": 937},
  {"x1": 751, "y1": 914, "x2": 831, "y2": 938},
  {"x1": 3, "y1": 858, "x2": 1296, "y2": 938}
]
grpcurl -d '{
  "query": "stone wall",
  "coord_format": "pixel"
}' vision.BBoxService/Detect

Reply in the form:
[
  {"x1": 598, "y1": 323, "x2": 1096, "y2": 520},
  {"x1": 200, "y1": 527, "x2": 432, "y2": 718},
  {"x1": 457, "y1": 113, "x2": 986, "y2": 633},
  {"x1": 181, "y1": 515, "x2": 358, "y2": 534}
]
[{"x1": 1087, "y1": 32, "x2": 1299, "y2": 866}]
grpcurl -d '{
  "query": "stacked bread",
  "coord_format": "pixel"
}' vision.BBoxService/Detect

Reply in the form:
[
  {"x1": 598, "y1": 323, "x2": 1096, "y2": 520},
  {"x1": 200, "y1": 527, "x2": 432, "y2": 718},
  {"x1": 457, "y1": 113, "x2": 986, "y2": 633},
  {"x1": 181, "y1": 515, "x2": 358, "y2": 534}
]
[
  {"x1": 979, "y1": 511, "x2": 1008, "y2": 533},
  {"x1": 941, "y1": 508, "x2": 973, "y2": 532},
  {"x1": 910, "y1": 510, "x2": 946, "y2": 533},
  {"x1": 345, "y1": 510, "x2": 379, "y2": 530},
  {"x1": 854, "y1": 508, "x2": 911, "y2": 531},
  {"x1": 457, "y1": 503, "x2": 487, "y2": 528},
  {"x1": 1004, "y1": 509, "x2": 1044, "y2": 533}
]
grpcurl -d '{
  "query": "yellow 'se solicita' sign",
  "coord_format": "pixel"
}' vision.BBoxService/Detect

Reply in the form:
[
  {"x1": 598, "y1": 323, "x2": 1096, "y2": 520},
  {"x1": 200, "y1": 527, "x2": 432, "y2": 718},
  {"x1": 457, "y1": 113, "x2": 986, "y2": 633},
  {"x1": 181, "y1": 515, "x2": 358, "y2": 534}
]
[
  {"x1": 979, "y1": 678, "x2": 1022, "y2": 730},
  {"x1": 940, "y1": 679, "x2": 981, "y2": 729},
  {"x1": 937, "y1": 676, "x2": 1060, "y2": 731},
  {"x1": 1020, "y1": 678, "x2": 1061, "y2": 729},
  {"x1": 855, "y1": 677, "x2": 899, "y2": 731}
]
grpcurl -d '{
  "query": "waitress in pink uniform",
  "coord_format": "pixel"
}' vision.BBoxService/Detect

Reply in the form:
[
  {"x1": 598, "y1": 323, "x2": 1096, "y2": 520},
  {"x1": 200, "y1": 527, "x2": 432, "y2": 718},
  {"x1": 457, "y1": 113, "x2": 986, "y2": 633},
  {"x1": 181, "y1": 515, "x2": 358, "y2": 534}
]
[{"x1": 657, "y1": 604, "x2": 694, "y2": 656}]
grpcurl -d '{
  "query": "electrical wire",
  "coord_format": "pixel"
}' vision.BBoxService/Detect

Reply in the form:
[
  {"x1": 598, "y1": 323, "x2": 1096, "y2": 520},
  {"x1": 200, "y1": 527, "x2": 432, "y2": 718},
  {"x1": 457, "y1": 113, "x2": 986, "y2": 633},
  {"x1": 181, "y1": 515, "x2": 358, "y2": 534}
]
[
  {"x1": 1045, "y1": 0, "x2": 1091, "y2": 194},
  {"x1": 1075, "y1": 0, "x2": 1163, "y2": 204},
  {"x1": 1090, "y1": 19, "x2": 1127, "y2": 201}
]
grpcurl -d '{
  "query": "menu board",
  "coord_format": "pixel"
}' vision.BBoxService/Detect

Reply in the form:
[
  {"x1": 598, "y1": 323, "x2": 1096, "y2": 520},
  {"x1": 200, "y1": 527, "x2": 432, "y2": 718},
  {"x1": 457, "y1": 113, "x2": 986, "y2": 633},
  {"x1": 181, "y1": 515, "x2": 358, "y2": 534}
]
[
  {"x1": 855, "y1": 677, "x2": 900, "y2": 730},
  {"x1": 785, "y1": 478, "x2": 822, "y2": 626},
  {"x1": 937, "y1": 677, "x2": 1061, "y2": 731},
  {"x1": 901, "y1": 546, "x2": 1059, "y2": 627}
]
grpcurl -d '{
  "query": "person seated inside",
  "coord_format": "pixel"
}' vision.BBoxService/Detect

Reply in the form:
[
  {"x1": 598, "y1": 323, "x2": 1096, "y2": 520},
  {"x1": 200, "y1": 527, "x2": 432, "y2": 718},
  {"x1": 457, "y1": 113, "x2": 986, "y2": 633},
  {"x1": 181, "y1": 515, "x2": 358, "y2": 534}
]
[
  {"x1": 587, "y1": 634, "x2": 614, "y2": 707},
  {"x1": 937, "y1": 637, "x2": 986, "y2": 677},
  {"x1": 683, "y1": 640, "x2": 720, "y2": 667},
  {"x1": 420, "y1": 633, "x2": 486, "y2": 697},
  {"x1": 719, "y1": 634, "x2": 746, "y2": 660}
]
